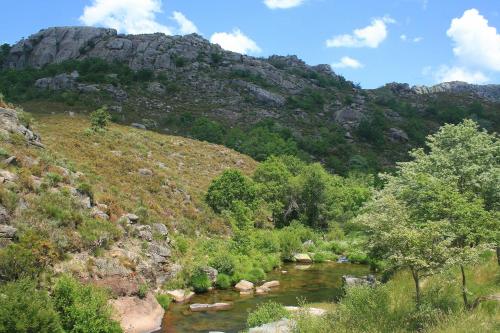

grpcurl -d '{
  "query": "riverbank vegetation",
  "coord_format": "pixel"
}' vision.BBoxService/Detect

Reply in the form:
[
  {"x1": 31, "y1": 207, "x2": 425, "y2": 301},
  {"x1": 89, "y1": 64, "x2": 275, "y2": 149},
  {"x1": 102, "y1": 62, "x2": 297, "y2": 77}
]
[
  {"x1": 246, "y1": 120, "x2": 499, "y2": 332},
  {"x1": 0, "y1": 95, "x2": 498, "y2": 333}
]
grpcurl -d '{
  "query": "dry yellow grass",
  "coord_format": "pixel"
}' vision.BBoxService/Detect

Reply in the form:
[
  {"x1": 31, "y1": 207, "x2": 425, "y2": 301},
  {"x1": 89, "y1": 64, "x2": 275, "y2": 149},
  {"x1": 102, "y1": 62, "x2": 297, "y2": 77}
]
[{"x1": 32, "y1": 114, "x2": 257, "y2": 235}]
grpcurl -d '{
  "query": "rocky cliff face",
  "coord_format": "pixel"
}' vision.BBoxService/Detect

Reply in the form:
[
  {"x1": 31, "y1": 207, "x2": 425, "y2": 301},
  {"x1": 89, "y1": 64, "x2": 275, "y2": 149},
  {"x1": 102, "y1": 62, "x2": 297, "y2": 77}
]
[
  {"x1": 5, "y1": 26, "x2": 336, "y2": 90},
  {"x1": 412, "y1": 81, "x2": 500, "y2": 103}
]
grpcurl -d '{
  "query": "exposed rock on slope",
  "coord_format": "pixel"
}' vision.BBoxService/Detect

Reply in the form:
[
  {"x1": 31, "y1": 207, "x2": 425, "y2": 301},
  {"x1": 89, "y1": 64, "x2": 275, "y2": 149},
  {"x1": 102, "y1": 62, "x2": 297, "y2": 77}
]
[
  {"x1": 0, "y1": 107, "x2": 43, "y2": 147},
  {"x1": 412, "y1": 81, "x2": 500, "y2": 103}
]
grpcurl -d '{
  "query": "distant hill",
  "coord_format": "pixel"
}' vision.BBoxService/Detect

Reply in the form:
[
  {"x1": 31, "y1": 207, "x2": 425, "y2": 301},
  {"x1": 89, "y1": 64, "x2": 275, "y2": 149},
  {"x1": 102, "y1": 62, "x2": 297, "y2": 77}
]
[{"x1": 1, "y1": 26, "x2": 499, "y2": 173}]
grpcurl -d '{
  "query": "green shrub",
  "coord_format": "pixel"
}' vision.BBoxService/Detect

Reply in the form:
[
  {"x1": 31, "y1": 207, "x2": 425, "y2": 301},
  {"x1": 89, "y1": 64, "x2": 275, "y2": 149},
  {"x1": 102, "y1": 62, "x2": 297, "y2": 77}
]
[
  {"x1": 206, "y1": 169, "x2": 256, "y2": 213},
  {"x1": 216, "y1": 273, "x2": 232, "y2": 289},
  {"x1": 247, "y1": 301, "x2": 289, "y2": 328},
  {"x1": 0, "y1": 147, "x2": 9, "y2": 157},
  {"x1": 138, "y1": 283, "x2": 148, "y2": 299},
  {"x1": 89, "y1": 106, "x2": 111, "y2": 132},
  {"x1": 78, "y1": 218, "x2": 122, "y2": 251},
  {"x1": 76, "y1": 182, "x2": 94, "y2": 203},
  {"x1": 346, "y1": 250, "x2": 369, "y2": 264},
  {"x1": 44, "y1": 172, "x2": 63, "y2": 187},
  {"x1": 0, "y1": 244, "x2": 41, "y2": 282},
  {"x1": 0, "y1": 279, "x2": 63, "y2": 333},
  {"x1": 36, "y1": 191, "x2": 83, "y2": 228},
  {"x1": 210, "y1": 254, "x2": 236, "y2": 276},
  {"x1": 155, "y1": 294, "x2": 172, "y2": 310},
  {"x1": 247, "y1": 267, "x2": 266, "y2": 283},
  {"x1": 52, "y1": 275, "x2": 122, "y2": 333},
  {"x1": 278, "y1": 227, "x2": 302, "y2": 260},
  {"x1": 313, "y1": 252, "x2": 328, "y2": 263},
  {"x1": 336, "y1": 285, "x2": 394, "y2": 332},
  {"x1": 190, "y1": 268, "x2": 211, "y2": 293}
]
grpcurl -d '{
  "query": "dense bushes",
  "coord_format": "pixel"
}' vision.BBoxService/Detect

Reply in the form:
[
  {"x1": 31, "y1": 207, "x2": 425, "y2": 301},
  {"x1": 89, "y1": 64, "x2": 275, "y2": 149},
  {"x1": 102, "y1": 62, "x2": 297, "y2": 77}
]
[
  {"x1": 0, "y1": 279, "x2": 63, "y2": 333},
  {"x1": 53, "y1": 275, "x2": 122, "y2": 333},
  {"x1": 205, "y1": 169, "x2": 256, "y2": 213},
  {"x1": 189, "y1": 267, "x2": 211, "y2": 293},
  {"x1": 0, "y1": 277, "x2": 122, "y2": 333}
]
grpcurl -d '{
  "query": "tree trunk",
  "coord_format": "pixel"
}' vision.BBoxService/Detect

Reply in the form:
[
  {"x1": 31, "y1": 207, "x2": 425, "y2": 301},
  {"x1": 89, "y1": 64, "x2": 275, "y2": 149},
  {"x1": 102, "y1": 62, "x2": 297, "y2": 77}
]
[
  {"x1": 496, "y1": 246, "x2": 500, "y2": 266},
  {"x1": 411, "y1": 268, "x2": 421, "y2": 309},
  {"x1": 460, "y1": 265, "x2": 469, "y2": 309}
]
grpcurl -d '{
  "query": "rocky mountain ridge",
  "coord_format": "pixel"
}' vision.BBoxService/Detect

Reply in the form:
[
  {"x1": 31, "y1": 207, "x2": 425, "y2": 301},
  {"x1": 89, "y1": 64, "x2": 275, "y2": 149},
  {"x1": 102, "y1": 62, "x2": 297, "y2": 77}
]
[
  {"x1": 5, "y1": 27, "x2": 500, "y2": 101},
  {"x1": 2, "y1": 26, "x2": 499, "y2": 172}
]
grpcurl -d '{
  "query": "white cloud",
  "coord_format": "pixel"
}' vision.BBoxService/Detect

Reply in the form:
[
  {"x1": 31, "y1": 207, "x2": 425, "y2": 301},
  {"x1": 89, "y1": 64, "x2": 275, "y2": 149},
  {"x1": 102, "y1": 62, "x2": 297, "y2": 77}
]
[
  {"x1": 400, "y1": 34, "x2": 407, "y2": 41},
  {"x1": 432, "y1": 65, "x2": 489, "y2": 84},
  {"x1": 80, "y1": 0, "x2": 172, "y2": 34},
  {"x1": 326, "y1": 16, "x2": 395, "y2": 48},
  {"x1": 171, "y1": 11, "x2": 198, "y2": 34},
  {"x1": 331, "y1": 56, "x2": 364, "y2": 69},
  {"x1": 210, "y1": 29, "x2": 261, "y2": 54},
  {"x1": 446, "y1": 8, "x2": 500, "y2": 71},
  {"x1": 263, "y1": 0, "x2": 305, "y2": 9},
  {"x1": 413, "y1": 36, "x2": 423, "y2": 42},
  {"x1": 80, "y1": 0, "x2": 197, "y2": 35}
]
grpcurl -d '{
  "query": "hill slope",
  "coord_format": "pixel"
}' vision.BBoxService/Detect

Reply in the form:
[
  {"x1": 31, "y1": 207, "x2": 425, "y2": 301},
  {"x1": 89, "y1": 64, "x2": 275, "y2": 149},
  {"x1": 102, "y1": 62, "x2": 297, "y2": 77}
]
[
  {"x1": 1, "y1": 105, "x2": 256, "y2": 292},
  {"x1": 0, "y1": 26, "x2": 499, "y2": 173}
]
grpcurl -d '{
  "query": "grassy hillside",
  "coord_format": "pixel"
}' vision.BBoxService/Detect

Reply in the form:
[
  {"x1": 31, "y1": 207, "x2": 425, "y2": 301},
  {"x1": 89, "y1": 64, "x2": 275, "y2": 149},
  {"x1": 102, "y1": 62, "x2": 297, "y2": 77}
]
[{"x1": 34, "y1": 113, "x2": 257, "y2": 235}]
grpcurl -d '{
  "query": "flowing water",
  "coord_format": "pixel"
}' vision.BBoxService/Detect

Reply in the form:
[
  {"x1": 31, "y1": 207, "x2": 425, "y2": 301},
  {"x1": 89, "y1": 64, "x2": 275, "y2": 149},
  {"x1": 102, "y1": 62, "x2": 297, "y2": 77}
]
[{"x1": 161, "y1": 262, "x2": 369, "y2": 333}]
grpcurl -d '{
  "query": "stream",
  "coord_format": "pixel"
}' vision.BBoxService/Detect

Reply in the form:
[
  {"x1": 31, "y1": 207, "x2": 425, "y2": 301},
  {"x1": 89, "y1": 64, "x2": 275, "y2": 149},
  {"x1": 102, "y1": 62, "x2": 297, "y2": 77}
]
[{"x1": 160, "y1": 262, "x2": 369, "y2": 332}]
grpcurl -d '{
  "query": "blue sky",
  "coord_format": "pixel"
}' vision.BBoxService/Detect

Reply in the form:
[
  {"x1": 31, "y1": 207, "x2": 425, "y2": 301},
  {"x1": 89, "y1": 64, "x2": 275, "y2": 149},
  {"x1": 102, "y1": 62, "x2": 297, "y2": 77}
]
[{"x1": 1, "y1": 0, "x2": 499, "y2": 88}]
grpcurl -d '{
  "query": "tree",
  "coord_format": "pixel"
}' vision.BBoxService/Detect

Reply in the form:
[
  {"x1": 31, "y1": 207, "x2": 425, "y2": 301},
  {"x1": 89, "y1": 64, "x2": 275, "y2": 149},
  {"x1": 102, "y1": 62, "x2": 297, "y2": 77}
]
[
  {"x1": 360, "y1": 120, "x2": 499, "y2": 308},
  {"x1": 89, "y1": 106, "x2": 111, "y2": 132},
  {"x1": 294, "y1": 163, "x2": 330, "y2": 229},
  {"x1": 206, "y1": 169, "x2": 256, "y2": 213},
  {"x1": 358, "y1": 190, "x2": 452, "y2": 307}
]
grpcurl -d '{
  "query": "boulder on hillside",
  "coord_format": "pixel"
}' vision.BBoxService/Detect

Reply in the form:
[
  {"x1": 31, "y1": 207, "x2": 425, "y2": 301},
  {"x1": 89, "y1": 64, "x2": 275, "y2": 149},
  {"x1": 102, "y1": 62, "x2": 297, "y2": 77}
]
[
  {"x1": 0, "y1": 225, "x2": 17, "y2": 239},
  {"x1": 110, "y1": 292, "x2": 164, "y2": 333},
  {"x1": 0, "y1": 107, "x2": 43, "y2": 147},
  {"x1": 92, "y1": 276, "x2": 140, "y2": 297}
]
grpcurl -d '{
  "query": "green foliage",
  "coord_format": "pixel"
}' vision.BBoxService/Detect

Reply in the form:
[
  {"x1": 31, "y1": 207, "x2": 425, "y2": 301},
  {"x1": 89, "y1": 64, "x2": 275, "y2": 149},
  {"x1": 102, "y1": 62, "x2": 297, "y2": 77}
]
[
  {"x1": 215, "y1": 273, "x2": 232, "y2": 289},
  {"x1": 247, "y1": 301, "x2": 289, "y2": 328},
  {"x1": 210, "y1": 254, "x2": 236, "y2": 276},
  {"x1": 0, "y1": 44, "x2": 11, "y2": 68},
  {"x1": 0, "y1": 243, "x2": 42, "y2": 282},
  {"x1": 356, "y1": 109, "x2": 387, "y2": 147},
  {"x1": 138, "y1": 283, "x2": 148, "y2": 299},
  {"x1": 78, "y1": 218, "x2": 122, "y2": 251},
  {"x1": 89, "y1": 106, "x2": 111, "y2": 132},
  {"x1": 191, "y1": 117, "x2": 225, "y2": 144},
  {"x1": 287, "y1": 89, "x2": 325, "y2": 112},
  {"x1": 155, "y1": 294, "x2": 172, "y2": 310},
  {"x1": 206, "y1": 169, "x2": 256, "y2": 213},
  {"x1": 190, "y1": 267, "x2": 211, "y2": 293},
  {"x1": 0, "y1": 279, "x2": 63, "y2": 333},
  {"x1": 53, "y1": 275, "x2": 122, "y2": 333},
  {"x1": 336, "y1": 285, "x2": 395, "y2": 332},
  {"x1": 357, "y1": 120, "x2": 499, "y2": 307}
]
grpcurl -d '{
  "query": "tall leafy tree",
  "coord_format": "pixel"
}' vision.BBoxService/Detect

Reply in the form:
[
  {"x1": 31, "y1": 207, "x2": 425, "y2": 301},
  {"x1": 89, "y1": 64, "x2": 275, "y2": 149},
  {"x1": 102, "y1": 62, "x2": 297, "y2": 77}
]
[
  {"x1": 360, "y1": 120, "x2": 499, "y2": 308},
  {"x1": 358, "y1": 190, "x2": 452, "y2": 307}
]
